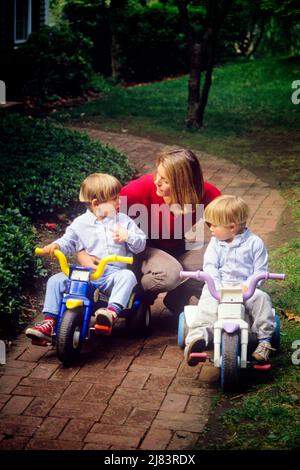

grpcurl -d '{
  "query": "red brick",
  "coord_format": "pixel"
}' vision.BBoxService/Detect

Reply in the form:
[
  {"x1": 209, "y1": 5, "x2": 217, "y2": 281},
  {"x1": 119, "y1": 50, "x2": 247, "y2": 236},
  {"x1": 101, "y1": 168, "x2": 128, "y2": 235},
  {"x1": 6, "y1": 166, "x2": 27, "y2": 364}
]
[
  {"x1": 167, "y1": 430, "x2": 199, "y2": 450},
  {"x1": 17, "y1": 346, "x2": 49, "y2": 362},
  {"x1": 29, "y1": 363, "x2": 59, "y2": 379},
  {"x1": 84, "y1": 384, "x2": 117, "y2": 404},
  {"x1": 6, "y1": 346, "x2": 28, "y2": 361},
  {"x1": 138, "y1": 347, "x2": 165, "y2": 359},
  {"x1": 100, "y1": 404, "x2": 132, "y2": 425},
  {"x1": 0, "y1": 361, "x2": 35, "y2": 377},
  {"x1": 85, "y1": 423, "x2": 145, "y2": 448},
  {"x1": 199, "y1": 365, "x2": 220, "y2": 384},
  {"x1": 160, "y1": 393, "x2": 189, "y2": 413},
  {"x1": 0, "y1": 394, "x2": 11, "y2": 405},
  {"x1": 83, "y1": 442, "x2": 109, "y2": 450},
  {"x1": 73, "y1": 368, "x2": 126, "y2": 386},
  {"x1": 24, "y1": 397, "x2": 58, "y2": 417},
  {"x1": 185, "y1": 395, "x2": 212, "y2": 415},
  {"x1": 0, "y1": 375, "x2": 21, "y2": 394},
  {"x1": 19, "y1": 377, "x2": 68, "y2": 391},
  {"x1": 12, "y1": 385, "x2": 62, "y2": 399},
  {"x1": 1, "y1": 395, "x2": 33, "y2": 415},
  {"x1": 0, "y1": 415, "x2": 42, "y2": 437},
  {"x1": 120, "y1": 371, "x2": 149, "y2": 389},
  {"x1": 50, "y1": 399, "x2": 106, "y2": 420},
  {"x1": 140, "y1": 429, "x2": 172, "y2": 450},
  {"x1": 144, "y1": 374, "x2": 173, "y2": 391},
  {"x1": 26, "y1": 438, "x2": 82, "y2": 450},
  {"x1": 76, "y1": 353, "x2": 114, "y2": 371},
  {"x1": 110, "y1": 388, "x2": 165, "y2": 411},
  {"x1": 126, "y1": 408, "x2": 156, "y2": 428},
  {"x1": 106, "y1": 355, "x2": 134, "y2": 370},
  {"x1": 152, "y1": 410, "x2": 207, "y2": 433},
  {"x1": 34, "y1": 417, "x2": 69, "y2": 439},
  {"x1": 169, "y1": 377, "x2": 208, "y2": 396},
  {"x1": 0, "y1": 436, "x2": 30, "y2": 450},
  {"x1": 51, "y1": 365, "x2": 80, "y2": 381},
  {"x1": 12, "y1": 377, "x2": 68, "y2": 398},
  {"x1": 58, "y1": 419, "x2": 94, "y2": 441},
  {"x1": 61, "y1": 381, "x2": 93, "y2": 401},
  {"x1": 129, "y1": 363, "x2": 177, "y2": 377}
]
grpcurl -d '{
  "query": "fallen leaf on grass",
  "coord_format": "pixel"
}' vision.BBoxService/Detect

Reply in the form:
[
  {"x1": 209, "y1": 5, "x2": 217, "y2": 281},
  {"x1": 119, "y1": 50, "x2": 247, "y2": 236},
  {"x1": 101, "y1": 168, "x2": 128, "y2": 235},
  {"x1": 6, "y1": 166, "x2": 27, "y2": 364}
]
[{"x1": 284, "y1": 311, "x2": 300, "y2": 322}]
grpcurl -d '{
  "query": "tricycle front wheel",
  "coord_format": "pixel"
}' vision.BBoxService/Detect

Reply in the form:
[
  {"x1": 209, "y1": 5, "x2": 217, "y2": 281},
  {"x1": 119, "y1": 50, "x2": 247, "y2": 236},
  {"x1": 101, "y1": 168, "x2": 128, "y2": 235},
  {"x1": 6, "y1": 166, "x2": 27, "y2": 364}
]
[
  {"x1": 220, "y1": 331, "x2": 240, "y2": 393},
  {"x1": 56, "y1": 309, "x2": 84, "y2": 366}
]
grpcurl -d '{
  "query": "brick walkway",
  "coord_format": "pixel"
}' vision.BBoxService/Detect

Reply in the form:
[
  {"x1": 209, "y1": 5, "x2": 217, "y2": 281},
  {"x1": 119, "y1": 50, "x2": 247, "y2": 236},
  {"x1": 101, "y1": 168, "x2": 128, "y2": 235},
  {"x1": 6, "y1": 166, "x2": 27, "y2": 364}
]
[{"x1": 0, "y1": 130, "x2": 285, "y2": 450}]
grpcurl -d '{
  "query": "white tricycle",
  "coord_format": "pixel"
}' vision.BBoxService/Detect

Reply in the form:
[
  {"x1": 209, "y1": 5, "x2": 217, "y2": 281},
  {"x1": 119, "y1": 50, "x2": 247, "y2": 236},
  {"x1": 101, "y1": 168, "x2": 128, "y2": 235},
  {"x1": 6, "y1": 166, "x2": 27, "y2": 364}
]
[{"x1": 178, "y1": 270, "x2": 285, "y2": 392}]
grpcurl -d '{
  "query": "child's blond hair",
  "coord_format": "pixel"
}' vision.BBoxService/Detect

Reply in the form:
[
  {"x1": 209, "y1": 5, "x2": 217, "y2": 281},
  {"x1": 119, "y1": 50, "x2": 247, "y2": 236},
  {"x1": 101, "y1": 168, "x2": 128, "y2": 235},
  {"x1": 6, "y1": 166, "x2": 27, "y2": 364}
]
[
  {"x1": 204, "y1": 195, "x2": 250, "y2": 227},
  {"x1": 79, "y1": 173, "x2": 122, "y2": 204}
]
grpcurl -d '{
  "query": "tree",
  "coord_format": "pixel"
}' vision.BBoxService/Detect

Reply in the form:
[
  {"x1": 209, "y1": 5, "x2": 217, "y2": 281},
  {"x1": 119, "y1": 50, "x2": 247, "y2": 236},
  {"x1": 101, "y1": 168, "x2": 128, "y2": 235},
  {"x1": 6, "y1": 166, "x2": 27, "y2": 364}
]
[{"x1": 176, "y1": 0, "x2": 233, "y2": 129}]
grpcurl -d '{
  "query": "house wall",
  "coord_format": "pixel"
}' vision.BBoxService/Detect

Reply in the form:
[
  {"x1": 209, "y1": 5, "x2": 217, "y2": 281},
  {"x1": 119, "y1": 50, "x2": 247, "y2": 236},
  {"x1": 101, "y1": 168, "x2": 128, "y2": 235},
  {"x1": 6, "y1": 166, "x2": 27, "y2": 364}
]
[{"x1": 0, "y1": 0, "x2": 49, "y2": 98}]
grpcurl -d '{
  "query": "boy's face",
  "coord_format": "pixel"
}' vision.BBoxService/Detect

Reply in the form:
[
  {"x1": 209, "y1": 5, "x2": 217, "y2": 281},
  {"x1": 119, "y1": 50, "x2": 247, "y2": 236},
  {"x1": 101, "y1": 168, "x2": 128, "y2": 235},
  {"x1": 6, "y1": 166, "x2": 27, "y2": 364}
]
[
  {"x1": 92, "y1": 196, "x2": 120, "y2": 219},
  {"x1": 207, "y1": 222, "x2": 241, "y2": 243}
]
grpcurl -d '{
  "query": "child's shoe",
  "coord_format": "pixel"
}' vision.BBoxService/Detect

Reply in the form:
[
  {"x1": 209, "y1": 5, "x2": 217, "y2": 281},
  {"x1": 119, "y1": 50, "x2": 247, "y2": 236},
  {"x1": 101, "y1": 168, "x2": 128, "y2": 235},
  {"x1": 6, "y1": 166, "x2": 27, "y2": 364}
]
[
  {"x1": 184, "y1": 337, "x2": 206, "y2": 366},
  {"x1": 94, "y1": 308, "x2": 117, "y2": 335},
  {"x1": 252, "y1": 341, "x2": 275, "y2": 362},
  {"x1": 26, "y1": 317, "x2": 56, "y2": 343}
]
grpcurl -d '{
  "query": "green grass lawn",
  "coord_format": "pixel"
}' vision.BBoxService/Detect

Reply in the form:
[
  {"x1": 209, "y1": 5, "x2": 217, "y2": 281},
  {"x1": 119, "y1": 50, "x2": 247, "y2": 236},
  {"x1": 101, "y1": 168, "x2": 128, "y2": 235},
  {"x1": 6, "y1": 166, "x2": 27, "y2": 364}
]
[
  {"x1": 54, "y1": 55, "x2": 300, "y2": 449},
  {"x1": 55, "y1": 56, "x2": 300, "y2": 188}
]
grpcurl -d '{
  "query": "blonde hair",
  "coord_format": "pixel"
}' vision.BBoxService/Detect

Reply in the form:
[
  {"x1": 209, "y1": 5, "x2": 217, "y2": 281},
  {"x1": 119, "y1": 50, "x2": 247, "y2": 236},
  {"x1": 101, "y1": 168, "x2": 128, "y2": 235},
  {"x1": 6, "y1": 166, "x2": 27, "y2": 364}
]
[
  {"x1": 204, "y1": 195, "x2": 250, "y2": 226},
  {"x1": 156, "y1": 148, "x2": 203, "y2": 213},
  {"x1": 79, "y1": 173, "x2": 122, "y2": 203}
]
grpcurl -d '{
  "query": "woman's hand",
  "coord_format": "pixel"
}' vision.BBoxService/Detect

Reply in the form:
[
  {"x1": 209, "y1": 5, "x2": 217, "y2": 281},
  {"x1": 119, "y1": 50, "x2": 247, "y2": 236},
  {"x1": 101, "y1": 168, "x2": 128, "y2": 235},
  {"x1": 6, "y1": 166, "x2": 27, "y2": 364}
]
[{"x1": 76, "y1": 250, "x2": 100, "y2": 271}]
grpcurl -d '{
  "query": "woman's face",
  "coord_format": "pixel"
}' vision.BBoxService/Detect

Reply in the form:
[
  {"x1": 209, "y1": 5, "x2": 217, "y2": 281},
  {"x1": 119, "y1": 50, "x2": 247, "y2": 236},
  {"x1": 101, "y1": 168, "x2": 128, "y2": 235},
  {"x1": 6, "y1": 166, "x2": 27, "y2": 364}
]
[{"x1": 154, "y1": 164, "x2": 171, "y2": 199}]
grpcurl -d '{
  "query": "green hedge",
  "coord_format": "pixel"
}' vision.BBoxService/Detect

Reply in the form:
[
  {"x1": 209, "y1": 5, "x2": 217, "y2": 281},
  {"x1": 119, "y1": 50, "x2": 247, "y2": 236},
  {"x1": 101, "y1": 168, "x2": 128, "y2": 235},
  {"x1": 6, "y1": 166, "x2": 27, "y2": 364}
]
[
  {"x1": 0, "y1": 114, "x2": 135, "y2": 218},
  {"x1": 0, "y1": 207, "x2": 37, "y2": 336},
  {"x1": 20, "y1": 24, "x2": 94, "y2": 102},
  {"x1": 0, "y1": 113, "x2": 135, "y2": 335}
]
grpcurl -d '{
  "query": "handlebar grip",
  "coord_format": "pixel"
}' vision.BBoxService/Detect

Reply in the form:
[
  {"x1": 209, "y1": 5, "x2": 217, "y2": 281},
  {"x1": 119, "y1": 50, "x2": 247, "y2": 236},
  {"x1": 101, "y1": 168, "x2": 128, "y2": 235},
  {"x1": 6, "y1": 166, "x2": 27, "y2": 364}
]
[
  {"x1": 35, "y1": 247, "x2": 69, "y2": 277},
  {"x1": 115, "y1": 256, "x2": 133, "y2": 265},
  {"x1": 268, "y1": 273, "x2": 286, "y2": 280}
]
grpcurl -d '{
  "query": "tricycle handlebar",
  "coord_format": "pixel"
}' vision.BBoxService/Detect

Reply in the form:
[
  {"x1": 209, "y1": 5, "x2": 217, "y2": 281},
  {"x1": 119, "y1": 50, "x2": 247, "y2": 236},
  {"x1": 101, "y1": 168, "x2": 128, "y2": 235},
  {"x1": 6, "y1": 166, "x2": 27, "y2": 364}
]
[
  {"x1": 35, "y1": 247, "x2": 133, "y2": 280},
  {"x1": 180, "y1": 270, "x2": 285, "y2": 302}
]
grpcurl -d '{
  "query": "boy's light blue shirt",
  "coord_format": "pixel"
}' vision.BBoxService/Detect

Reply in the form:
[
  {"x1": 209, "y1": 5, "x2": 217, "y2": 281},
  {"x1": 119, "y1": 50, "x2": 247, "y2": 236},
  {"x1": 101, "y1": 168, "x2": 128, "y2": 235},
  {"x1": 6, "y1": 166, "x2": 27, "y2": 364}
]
[
  {"x1": 203, "y1": 228, "x2": 268, "y2": 290},
  {"x1": 54, "y1": 209, "x2": 146, "y2": 269}
]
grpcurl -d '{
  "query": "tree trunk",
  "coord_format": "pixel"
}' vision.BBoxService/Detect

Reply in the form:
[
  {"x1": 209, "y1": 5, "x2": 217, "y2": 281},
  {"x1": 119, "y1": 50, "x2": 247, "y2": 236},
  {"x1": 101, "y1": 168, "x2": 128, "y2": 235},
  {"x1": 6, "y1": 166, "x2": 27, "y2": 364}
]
[
  {"x1": 186, "y1": 43, "x2": 202, "y2": 128},
  {"x1": 177, "y1": 0, "x2": 233, "y2": 129},
  {"x1": 111, "y1": 33, "x2": 123, "y2": 81}
]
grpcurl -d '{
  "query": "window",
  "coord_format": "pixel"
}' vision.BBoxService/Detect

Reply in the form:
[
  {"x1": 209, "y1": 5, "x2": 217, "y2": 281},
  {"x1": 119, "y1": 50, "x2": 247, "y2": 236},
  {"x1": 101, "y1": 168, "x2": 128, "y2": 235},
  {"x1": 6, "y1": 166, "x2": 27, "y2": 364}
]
[{"x1": 14, "y1": 0, "x2": 32, "y2": 44}]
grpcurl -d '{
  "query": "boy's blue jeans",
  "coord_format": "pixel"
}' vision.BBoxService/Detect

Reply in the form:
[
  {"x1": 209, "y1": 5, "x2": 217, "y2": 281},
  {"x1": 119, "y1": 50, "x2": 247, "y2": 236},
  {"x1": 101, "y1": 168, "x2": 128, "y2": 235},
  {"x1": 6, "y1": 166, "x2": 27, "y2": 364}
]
[{"x1": 42, "y1": 268, "x2": 137, "y2": 317}]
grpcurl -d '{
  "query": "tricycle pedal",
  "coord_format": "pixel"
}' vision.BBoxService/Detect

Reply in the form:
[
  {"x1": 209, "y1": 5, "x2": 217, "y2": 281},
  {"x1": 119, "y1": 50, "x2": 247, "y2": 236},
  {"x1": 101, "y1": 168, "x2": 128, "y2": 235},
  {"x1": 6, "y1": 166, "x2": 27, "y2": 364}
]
[
  {"x1": 94, "y1": 324, "x2": 112, "y2": 335},
  {"x1": 190, "y1": 352, "x2": 207, "y2": 363},
  {"x1": 31, "y1": 339, "x2": 51, "y2": 347},
  {"x1": 253, "y1": 363, "x2": 272, "y2": 370}
]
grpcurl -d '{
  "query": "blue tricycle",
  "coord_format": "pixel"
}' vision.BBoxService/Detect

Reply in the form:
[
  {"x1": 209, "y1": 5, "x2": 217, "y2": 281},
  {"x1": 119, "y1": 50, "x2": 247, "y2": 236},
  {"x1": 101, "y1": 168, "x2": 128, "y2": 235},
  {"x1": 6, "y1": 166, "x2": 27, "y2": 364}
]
[{"x1": 33, "y1": 248, "x2": 151, "y2": 366}]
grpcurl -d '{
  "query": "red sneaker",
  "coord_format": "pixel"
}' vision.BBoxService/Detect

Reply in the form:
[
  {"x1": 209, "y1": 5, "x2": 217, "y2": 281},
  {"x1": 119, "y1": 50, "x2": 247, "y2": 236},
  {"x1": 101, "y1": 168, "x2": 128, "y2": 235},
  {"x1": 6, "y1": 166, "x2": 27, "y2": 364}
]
[
  {"x1": 94, "y1": 308, "x2": 117, "y2": 335},
  {"x1": 26, "y1": 317, "x2": 56, "y2": 342}
]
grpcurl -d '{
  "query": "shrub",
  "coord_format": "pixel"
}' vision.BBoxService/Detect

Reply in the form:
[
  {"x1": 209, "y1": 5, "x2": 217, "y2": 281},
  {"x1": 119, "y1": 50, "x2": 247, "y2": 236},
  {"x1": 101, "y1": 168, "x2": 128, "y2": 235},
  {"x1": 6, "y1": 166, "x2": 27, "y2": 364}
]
[
  {"x1": 0, "y1": 114, "x2": 135, "y2": 218},
  {"x1": 20, "y1": 24, "x2": 94, "y2": 102},
  {"x1": 0, "y1": 207, "x2": 37, "y2": 336}
]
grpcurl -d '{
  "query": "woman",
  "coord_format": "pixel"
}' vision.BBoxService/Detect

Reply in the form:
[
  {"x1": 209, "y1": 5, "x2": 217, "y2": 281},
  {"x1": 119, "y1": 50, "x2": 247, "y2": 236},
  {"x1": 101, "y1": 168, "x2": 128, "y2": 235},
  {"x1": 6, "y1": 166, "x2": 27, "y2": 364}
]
[{"x1": 77, "y1": 148, "x2": 221, "y2": 314}]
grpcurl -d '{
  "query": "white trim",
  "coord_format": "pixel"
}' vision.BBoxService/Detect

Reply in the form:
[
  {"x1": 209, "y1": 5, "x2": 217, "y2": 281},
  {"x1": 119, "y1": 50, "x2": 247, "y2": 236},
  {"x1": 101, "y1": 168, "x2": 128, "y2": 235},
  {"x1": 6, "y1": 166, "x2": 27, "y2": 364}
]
[
  {"x1": 44, "y1": 0, "x2": 49, "y2": 25},
  {"x1": 14, "y1": 0, "x2": 32, "y2": 45}
]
